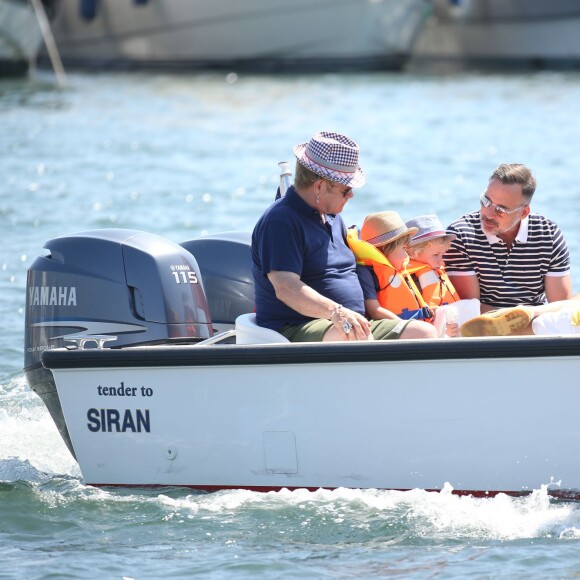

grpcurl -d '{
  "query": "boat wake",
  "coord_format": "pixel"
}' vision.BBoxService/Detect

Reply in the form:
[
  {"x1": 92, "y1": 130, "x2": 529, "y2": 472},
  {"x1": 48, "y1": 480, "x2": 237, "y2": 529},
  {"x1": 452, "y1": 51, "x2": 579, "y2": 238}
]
[
  {"x1": 150, "y1": 483, "x2": 580, "y2": 544},
  {"x1": 0, "y1": 373, "x2": 81, "y2": 481},
  {"x1": 0, "y1": 457, "x2": 50, "y2": 484}
]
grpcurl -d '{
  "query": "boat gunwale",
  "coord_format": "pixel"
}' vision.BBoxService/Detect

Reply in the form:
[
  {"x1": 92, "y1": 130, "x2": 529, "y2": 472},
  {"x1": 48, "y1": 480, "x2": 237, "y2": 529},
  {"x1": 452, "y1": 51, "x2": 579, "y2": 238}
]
[{"x1": 41, "y1": 335, "x2": 580, "y2": 369}]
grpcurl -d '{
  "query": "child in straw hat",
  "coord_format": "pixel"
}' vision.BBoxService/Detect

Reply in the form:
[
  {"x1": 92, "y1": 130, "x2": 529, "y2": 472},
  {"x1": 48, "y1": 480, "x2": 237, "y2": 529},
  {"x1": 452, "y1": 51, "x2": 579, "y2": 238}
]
[{"x1": 346, "y1": 211, "x2": 433, "y2": 324}]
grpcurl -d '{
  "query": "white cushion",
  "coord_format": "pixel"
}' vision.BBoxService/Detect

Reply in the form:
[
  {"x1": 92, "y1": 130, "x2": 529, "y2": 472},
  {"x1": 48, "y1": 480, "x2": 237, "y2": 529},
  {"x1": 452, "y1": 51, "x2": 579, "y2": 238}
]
[{"x1": 235, "y1": 313, "x2": 290, "y2": 344}]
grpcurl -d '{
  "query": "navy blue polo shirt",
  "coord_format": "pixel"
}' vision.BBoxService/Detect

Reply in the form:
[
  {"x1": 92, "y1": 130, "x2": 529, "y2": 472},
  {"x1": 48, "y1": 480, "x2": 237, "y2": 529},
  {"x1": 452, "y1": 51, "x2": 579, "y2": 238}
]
[{"x1": 251, "y1": 186, "x2": 365, "y2": 330}]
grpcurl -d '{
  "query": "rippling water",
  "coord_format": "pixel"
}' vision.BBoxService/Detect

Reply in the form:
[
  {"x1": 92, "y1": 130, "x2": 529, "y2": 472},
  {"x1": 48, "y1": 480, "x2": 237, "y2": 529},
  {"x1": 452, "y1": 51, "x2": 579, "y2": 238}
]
[{"x1": 2, "y1": 68, "x2": 580, "y2": 578}]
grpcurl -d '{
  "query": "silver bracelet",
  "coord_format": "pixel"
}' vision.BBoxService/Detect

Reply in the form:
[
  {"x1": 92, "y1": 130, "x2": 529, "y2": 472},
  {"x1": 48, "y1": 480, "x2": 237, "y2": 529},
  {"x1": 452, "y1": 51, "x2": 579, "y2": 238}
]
[
  {"x1": 331, "y1": 304, "x2": 353, "y2": 334},
  {"x1": 331, "y1": 304, "x2": 343, "y2": 319}
]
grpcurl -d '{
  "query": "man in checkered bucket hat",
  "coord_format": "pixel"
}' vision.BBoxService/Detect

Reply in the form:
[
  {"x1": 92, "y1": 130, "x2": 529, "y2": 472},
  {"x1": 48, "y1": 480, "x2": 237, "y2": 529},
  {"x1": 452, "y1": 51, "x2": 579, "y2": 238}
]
[{"x1": 251, "y1": 131, "x2": 438, "y2": 343}]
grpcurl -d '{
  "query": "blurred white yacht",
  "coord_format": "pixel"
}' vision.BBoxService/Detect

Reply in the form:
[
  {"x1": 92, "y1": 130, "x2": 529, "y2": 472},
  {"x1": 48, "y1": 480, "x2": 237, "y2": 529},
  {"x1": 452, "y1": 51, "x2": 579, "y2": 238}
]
[
  {"x1": 413, "y1": 0, "x2": 580, "y2": 68},
  {"x1": 41, "y1": 0, "x2": 429, "y2": 71}
]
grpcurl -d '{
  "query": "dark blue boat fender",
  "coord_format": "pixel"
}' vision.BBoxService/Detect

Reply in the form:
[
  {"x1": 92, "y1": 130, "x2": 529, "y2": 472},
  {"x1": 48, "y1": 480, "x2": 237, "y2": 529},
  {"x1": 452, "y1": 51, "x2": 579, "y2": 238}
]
[
  {"x1": 81, "y1": 0, "x2": 147, "y2": 21},
  {"x1": 80, "y1": 0, "x2": 98, "y2": 21}
]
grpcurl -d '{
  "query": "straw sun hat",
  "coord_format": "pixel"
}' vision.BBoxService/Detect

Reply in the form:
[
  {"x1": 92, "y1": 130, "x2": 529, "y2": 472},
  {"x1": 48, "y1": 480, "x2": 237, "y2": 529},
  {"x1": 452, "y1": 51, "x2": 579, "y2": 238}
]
[
  {"x1": 360, "y1": 211, "x2": 418, "y2": 247},
  {"x1": 293, "y1": 131, "x2": 365, "y2": 188}
]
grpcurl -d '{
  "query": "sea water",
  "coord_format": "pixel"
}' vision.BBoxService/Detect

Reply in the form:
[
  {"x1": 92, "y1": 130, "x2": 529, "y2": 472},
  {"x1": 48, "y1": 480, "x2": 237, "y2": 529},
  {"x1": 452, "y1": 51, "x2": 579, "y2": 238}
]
[{"x1": 2, "y1": 69, "x2": 580, "y2": 578}]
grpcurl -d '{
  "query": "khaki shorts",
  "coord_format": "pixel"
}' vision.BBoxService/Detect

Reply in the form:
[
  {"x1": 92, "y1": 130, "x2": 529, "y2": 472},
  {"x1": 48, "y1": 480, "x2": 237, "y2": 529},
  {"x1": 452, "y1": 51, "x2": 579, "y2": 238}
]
[{"x1": 278, "y1": 318, "x2": 409, "y2": 342}]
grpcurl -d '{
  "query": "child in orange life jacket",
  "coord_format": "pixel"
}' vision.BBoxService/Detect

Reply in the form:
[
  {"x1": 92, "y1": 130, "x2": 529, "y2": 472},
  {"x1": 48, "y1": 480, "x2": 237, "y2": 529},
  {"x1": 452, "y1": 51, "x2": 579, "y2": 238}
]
[
  {"x1": 346, "y1": 211, "x2": 433, "y2": 323},
  {"x1": 405, "y1": 214, "x2": 461, "y2": 337}
]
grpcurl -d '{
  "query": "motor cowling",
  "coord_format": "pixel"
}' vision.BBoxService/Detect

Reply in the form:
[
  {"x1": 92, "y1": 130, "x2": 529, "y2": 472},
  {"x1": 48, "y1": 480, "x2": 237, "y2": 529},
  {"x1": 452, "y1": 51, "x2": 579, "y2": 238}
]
[
  {"x1": 181, "y1": 231, "x2": 254, "y2": 333},
  {"x1": 25, "y1": 228, "x2": 213, "y2": 373}
]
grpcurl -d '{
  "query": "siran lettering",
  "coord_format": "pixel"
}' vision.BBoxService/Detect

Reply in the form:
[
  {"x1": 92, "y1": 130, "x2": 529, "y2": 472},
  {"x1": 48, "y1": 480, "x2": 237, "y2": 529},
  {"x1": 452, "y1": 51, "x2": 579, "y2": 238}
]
[{"x1": 87, "y1": 408, "x2": 151, "y2": 433}]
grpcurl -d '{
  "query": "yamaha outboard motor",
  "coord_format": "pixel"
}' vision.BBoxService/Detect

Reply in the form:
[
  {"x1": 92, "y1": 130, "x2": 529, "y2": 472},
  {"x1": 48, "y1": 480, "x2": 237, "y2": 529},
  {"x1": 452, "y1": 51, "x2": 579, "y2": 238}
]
[
  {"x1": 181, "y1": 231, "x2": 254, "y2": 333},
  {"x1": 24, "y1": 229, "x2": 213, "y2": 457}
]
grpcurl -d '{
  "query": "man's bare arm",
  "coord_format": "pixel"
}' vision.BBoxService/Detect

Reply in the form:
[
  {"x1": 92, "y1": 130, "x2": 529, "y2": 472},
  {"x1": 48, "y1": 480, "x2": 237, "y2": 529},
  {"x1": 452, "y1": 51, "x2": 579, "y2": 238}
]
[
  {"x1": 544, "y1": 274, "x2": 573, "y2": 303},
  {"x1": 267, "y1": 270, "x2": 371, "y2": 339}
]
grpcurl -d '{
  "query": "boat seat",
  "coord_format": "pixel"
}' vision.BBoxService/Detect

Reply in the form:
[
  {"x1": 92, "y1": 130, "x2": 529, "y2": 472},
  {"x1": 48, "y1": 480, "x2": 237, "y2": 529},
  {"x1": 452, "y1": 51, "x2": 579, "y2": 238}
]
[{"x1": 235, "y1": 313, "x2": 290, "y2": 344}]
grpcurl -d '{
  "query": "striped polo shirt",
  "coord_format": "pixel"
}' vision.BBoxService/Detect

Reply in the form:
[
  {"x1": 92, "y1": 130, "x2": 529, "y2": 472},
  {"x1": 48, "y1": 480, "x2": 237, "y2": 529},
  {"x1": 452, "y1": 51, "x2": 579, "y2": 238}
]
[{"x1": 444, "y1": 211, "x2": 570, "y2": 307}]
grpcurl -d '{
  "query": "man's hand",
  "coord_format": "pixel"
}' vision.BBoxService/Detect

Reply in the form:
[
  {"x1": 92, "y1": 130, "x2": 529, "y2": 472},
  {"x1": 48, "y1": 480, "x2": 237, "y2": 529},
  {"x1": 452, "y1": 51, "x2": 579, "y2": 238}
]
[{"x1": 329, "y1": 304, "x2": 372, "y2": 341}]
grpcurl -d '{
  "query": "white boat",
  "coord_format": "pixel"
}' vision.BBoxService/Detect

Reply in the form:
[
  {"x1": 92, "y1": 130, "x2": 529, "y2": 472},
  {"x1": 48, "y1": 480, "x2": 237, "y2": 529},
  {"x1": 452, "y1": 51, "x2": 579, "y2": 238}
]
[
  {"x1": 25, "y1": 227, "x2": 580, "y2": 499},
  {"x1": 0, "y1": 0, "x2": 48, "y2": 76},
  {"x1": 41, "y1": 0, "x2": 428, "y2": 71},
  {"x1": 413, "y1": 0, "x2": 580, "y2": 68}
]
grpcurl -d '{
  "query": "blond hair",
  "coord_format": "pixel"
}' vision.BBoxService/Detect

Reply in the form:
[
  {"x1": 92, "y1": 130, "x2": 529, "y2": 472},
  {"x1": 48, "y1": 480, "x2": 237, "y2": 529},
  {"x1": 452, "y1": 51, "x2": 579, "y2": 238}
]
[
  {"x1": 378, "y1": 234, "x2": 411, "y2": 257},
  {"x1": 407, "y1": 237, "x2": 450, "y2": 259}
]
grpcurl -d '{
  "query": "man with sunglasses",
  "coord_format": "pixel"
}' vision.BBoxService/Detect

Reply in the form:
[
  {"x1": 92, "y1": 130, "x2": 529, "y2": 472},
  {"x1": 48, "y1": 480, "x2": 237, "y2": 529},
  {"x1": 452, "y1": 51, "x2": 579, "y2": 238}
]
[
  {"x1": 251, "y1": 131, "x2": 437, "y2": 342},
  {"x1": 444, "y1": 163, "x2": 572, "y2": 314}
]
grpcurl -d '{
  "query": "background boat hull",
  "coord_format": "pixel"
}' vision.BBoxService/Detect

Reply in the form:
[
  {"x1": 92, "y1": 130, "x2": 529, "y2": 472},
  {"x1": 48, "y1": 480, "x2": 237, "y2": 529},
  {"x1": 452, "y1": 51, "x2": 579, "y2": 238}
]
[{"x1": 42, "y1": 0, "x2": 428, "y2": 71}]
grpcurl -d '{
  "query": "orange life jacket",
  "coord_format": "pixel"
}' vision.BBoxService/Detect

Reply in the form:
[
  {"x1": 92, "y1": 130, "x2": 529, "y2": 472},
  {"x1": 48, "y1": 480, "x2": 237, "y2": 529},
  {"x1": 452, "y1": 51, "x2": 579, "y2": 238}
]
[
  {"x1": 347, "y1": 230, "x2": 431, "y2": 321},
  {"x1": 407, "y1": 260, "x2": 460, "y2": 308}
]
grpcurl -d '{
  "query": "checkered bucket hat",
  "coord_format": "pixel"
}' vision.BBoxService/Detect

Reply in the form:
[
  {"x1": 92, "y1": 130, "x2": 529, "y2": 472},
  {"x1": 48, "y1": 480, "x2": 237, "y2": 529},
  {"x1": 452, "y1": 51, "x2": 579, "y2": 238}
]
[{"x1": 293, "y1": 131, "x2": 365, "y2": 188}]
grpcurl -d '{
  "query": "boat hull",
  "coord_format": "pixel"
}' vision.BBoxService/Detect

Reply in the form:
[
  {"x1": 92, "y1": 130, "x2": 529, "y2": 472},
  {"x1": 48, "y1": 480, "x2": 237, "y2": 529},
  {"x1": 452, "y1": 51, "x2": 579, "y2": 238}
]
[
  {"x1": 42, "y1": 337, "x2": 580, "y2": 498},
  {"x1": 413, "y1": 0, "x2": 580, "y2": 69},
  {"x1": 42, "y1": 0, "x2": 427, "y2": 72}
]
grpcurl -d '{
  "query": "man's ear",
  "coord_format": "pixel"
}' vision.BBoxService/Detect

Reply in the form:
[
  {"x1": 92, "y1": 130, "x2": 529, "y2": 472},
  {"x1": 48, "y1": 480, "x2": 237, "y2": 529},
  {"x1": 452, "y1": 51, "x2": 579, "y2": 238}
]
[
  {"x1": 314, "y1": 178, "x2": 326, "y2": 193},
  {"x1": 521, "y1": 204, "x2": 532, "y2": 219}
]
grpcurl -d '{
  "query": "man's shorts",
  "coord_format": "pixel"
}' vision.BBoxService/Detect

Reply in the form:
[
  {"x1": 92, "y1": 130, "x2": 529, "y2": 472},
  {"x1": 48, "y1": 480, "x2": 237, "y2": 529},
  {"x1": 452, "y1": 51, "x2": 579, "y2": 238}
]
[{"x1": 278, "y1": 318, "x2": 409, "y2": 342}]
